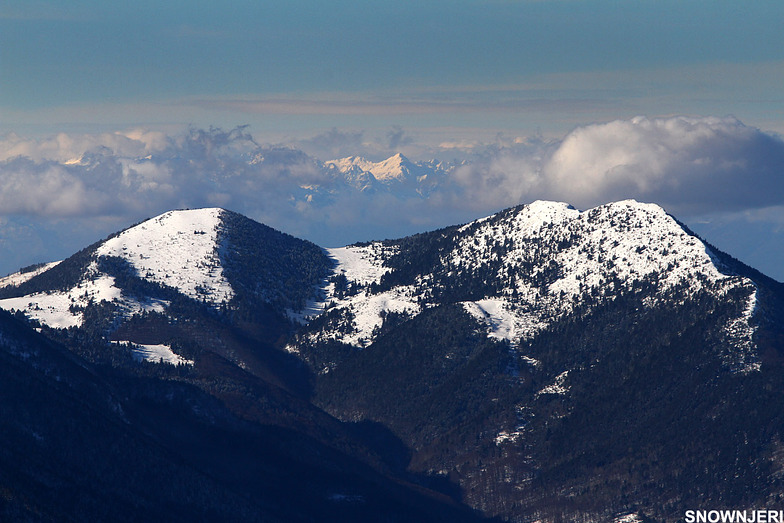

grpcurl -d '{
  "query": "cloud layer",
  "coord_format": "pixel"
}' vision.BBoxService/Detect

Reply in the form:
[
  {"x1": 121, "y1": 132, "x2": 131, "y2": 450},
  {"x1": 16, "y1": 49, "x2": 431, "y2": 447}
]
[
  {"x1": 544, "y1": 116, "x2": 784, "y2": 213},
  {"x1": 448, "y1": 116, "x2": 784, "y2": 215},
  {"x1": 2, "y1": 116, "x2": 783, "y2": 276}
]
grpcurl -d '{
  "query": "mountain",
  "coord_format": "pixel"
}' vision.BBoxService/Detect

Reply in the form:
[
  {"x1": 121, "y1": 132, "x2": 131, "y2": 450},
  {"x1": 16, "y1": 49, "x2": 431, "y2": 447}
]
[
  {"x1": 0, "y1": 210, "x2": 486, "y2": 522},
  {"x1": 325, "y1": 153, "x2": 452, "y2": 196},
  {"x1": 2, "y1": 201, "x2": 784, "y2": 522},
  {"x1": 0, "y1": 306, "x2": 484, "y2": 522},
  {"x1": 1, "y1": 207, "x2": 329, "y2": 321},
  {"x1": 291, "y1": 200, "x2": 763, "y2": 368},
  {"x1": 0, "y1": 208, "x2": 334, "y2": 371},
  {"x1": 289, "y1": 199, "x2": 784, "y2": 521}
]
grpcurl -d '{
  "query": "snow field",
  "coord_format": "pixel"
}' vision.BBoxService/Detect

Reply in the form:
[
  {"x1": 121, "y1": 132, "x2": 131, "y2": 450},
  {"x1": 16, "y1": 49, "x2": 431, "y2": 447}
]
[
  {"x1": 0, "y1": 261, "x2": 62, "y2": 289},
  {"x1": 96, "y1": 208, "x2": 234, "y2": 304},
  {"x1": 303, "y1": 200, "x2": 759, "y2": 377}
]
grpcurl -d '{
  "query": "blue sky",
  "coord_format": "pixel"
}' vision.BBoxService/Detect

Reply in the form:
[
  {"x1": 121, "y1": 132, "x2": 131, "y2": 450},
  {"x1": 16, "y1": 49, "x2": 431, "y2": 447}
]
[
  {"x1": 4, "y1": 0, "x2": 783, "y2": 136},
  {"x1": 2, "y1": 0, "x2": 784, "y2": 280}
]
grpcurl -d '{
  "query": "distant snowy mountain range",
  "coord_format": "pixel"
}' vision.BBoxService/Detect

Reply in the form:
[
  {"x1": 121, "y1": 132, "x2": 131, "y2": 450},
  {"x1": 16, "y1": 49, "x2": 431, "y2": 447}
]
[
  {"x1": 2, "y1": 200, "x2": 784, "y2": 521},
  {"x1": 324, "y1": 153, "x2": 453, "y2": 195}
]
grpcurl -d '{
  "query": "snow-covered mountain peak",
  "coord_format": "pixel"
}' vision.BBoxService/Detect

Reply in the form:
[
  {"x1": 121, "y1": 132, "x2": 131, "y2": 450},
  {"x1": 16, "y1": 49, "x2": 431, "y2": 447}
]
[
  {"x1": 327, "y1": 153, "x2": 412, "y2": 183},
  {"x1": 294, "y1": 199, "x2": 759, "y2": 372},
  {"x1": 524, "y1": 199, "x2": 576, "y2": 212},
  {"x1": 0, "y1": 208, "x2": 234, "y2": 329},
  {"x1": 465, "y1": 199, "x2": 728, "y2": 296},
  {"x1": 95, "y1": 208, "x2": 234, "y2": 304},
  {"x1": 507, "y1": 199, "x2": 578, "y2": 228},
  {"x1": 372, "y1": 153, "x2": 410, "y2": 181},
  {"x1": 1, "y1": 206, "x2": 334, "y2": 339}
]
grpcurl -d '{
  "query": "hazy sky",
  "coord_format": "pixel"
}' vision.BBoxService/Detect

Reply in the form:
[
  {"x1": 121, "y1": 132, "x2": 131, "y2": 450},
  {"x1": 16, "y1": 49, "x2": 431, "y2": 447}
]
[{"x1": 2, "y1": 0, "x2": 784, "y2": 280}]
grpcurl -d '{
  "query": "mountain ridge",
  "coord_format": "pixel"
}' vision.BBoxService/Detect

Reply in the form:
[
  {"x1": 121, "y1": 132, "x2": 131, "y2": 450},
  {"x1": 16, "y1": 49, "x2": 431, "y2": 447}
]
[
  {"x1": 289, "y1": 199, "x2": 761, "y2": 374},
  {"x1": 0, "y1": 200, "x2": 769, "y2": 376},
  {"x1": 0, "y1": 207, "x2": 333, "y2": 331},
  {"x1": 323, "y1": 152, "x2": 452, "y2": 196},
  {"x1": 2, "y1": 200, "x2": 784, "y2": 521}
]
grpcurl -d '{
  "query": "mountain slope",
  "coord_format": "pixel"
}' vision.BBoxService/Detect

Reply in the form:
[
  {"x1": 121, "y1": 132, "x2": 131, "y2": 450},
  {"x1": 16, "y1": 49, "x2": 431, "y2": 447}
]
[
  {"x1": 0, "y1": 306, "x2": 487, "y2": 522},
  {"x1": 4, "y1": 201, "x2": 784, "y2": 521},
  {"x1": 0, "y1": 306, "x2": 276, "y2": 522},
  {"x1": 292, "y1": 200, "x2": 760, "y2": 372},
  {"x1": 288, "y1": 199, "x2": 784, "y2": 521}
]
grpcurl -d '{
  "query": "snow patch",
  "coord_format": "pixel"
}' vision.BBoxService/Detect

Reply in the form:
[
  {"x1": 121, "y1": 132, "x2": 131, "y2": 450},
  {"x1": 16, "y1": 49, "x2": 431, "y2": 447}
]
[
  {"x1": 0, "y1": 272, "x2": 122, "y2": 329},
  {"x1": 290, "y1": 243, "x2": 418, "y2": 348},
  {"x1": 0, "y1": 261, "x2": 62, "y2": 289},
  {"x1": 614, "y1": 514, "x2": 644, "y2": 523},
  {"x1": 327, "y1": 244, "x2": 394, "y2": 285},
  {"x1": 462, "y1": 299, "x2": 545, "y2": 343},
  {"x1": 721, "y1": 282, "x2": 760, "y2": 373},
  {"x1": 0, "y1": 269, "x2": 168, "y2": 329},
  {"x1": 537, "y1": 370, "x2": 570, "y2": 396},
  {"x1": 495, "y1": 430, "x2": 524, "y2": 445},
  {"x1": 113, "y1": 340, "x2": 193, "y2": 366}
]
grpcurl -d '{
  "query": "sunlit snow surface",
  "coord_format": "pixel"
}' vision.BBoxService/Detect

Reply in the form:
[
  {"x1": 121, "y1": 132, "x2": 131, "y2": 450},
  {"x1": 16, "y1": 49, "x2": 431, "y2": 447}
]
[
  {"x1": 537, "y1": 370, "x2": 570, "y2": 396},
  {"x1": 0, "y1": 261, "x2": 61, "y2": 288},
  {"x1": 327, "y1": 153, "x2": 410, "y2": 183},
  {"x1": 0, "y1": 209, "x2": 228, "y2": 330},
  {"x1": 310, "y1": 244, "x2": 420, "y2": 348},
  {"x1": 96, "y1": 208, "x2": 233, "y2": 304},
  {"x1": 0, "y1": 270, "x2": 168, "y2": 329},
  {"x1": 614, "y1": 514, "x2": 645, "y2": 523},
  {"x1": 112, "y1": 340, "x2": 193, "y2": 366},
  {"x1": 462, "y1": 299, "x2": 545, "y2": 345},
  {"x1": 298, "y1": 200, "x2": 759, "y2": 373}
]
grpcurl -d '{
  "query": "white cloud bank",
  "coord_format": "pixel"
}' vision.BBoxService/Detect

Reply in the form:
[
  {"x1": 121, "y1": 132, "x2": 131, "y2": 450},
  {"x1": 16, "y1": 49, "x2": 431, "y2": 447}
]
[
  {"x1": 1, "y1": 116, "x2": 783, "y2": 278},
  {"x1": 450, "y1": 116, "x2": 784, "y2": 215},
  {"x1": 544, "y1": 116, "x2": 784, "y2": 213}
]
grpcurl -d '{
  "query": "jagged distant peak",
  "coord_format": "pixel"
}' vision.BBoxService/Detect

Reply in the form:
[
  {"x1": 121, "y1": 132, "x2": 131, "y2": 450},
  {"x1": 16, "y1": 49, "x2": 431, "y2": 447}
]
[
  {"x1": 326, "y1": 155, "x2": 374, "y2": 171},
  {"x1": 378, "y1": 152, "x2": 408, "y2": 165},
  {"x1": 372, "y1": 153, "x2": 412, "y2": 181},
  {"x1": 327, "y1": 153, "x2": 412, "y2": 182}
]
